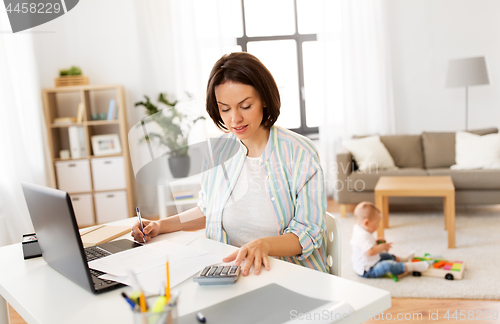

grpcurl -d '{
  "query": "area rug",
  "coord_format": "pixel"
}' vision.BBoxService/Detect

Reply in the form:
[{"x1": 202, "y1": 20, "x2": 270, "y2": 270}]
[{"x1": 336, "y1": 208, "x2": 500, "y2": 299}]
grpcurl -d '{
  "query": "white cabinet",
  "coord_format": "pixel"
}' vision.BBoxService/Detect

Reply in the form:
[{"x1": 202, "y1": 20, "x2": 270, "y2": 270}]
[
  {"x1": 91, "y1": 157, "x2": 126, "y2": 191},
  {"x1": 94, "y1": 190, "x2": 128, "y2": 224},
  {"x1": 55, "y1": 160, "x2": 92, "y2": 193},
  {"x1": 70, "y1": 194, "x2": 94, "y2": 227}
]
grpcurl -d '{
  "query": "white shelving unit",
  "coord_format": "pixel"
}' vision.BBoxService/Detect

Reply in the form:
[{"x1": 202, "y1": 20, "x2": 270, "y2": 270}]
[{"x1": 42, "y1": 84, "x2": 135, "y2": 227}]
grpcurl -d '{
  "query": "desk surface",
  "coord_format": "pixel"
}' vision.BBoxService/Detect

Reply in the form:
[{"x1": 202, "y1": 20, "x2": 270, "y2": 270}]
[{"x1": 0, "y1": 219, "x2": 390, "y2": 324}]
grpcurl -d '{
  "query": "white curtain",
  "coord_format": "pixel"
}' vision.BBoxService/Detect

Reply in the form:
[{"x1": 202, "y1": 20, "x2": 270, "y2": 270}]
[
  {"x1": 0, "y1": 16, "x2": 49, "y2": 246},
  {"x1": 131, "y1": 0, "x2": 239, "y2": 215},
  {"x1": 320, "y1": 0, "x2": 395, "y2": 197}
]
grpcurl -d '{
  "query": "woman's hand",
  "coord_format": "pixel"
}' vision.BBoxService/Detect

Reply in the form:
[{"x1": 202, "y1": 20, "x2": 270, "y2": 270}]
[
  {"x1": 131, "y1": 220, "x2": 160, "y2": 243},
  {"x1": 222, "y1": 238, "x2": 272, "y2": 276}
]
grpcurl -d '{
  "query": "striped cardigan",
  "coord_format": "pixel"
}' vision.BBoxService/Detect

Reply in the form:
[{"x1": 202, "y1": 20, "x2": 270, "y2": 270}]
[{"x1": 197, "y1": 125, "x2": 327, "y2": 273}]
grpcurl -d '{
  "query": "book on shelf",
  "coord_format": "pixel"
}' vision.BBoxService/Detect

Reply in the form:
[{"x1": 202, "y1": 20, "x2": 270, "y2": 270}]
[
  {"x1": 172, "y1": 190, "x2": 195, "y2": 200},
  {"x1": 107, "y1": 99, "x2": 116, "y2": 121},
  {"x1": 68, "y1": 125, "x2": 87, "y2": 158},
  {"x1": 76, "y1": 102, "x2": 85, "y2": 123}
]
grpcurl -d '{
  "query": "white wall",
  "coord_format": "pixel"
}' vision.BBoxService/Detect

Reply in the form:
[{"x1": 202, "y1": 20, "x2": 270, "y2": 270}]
[
  {"x1": 386, "y1": 0, "x2": 500, "y2": 134},
  {"x1": 32, "y1": 0, "x2": 145, "y2": 120}
]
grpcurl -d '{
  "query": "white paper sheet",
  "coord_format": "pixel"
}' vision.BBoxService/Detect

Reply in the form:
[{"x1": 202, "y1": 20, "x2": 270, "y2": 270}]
[
  {"x1": 88, "y1": 239, "x2": 208, "y2": 276},
  {"x1": 100, "y1": 254, "x2": 223, "y2": 294},
  {"x1": 151, "y1": 230, "x2": 205, "y2": 246}
]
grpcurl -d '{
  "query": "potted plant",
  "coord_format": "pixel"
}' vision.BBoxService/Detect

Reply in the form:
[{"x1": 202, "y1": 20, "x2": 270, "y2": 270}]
[
  {"x1": 135, "y1": 93, "x2": 205, "y2": 178},
  {"x1": 55, "y1": 65, "x2": 89, "y2": 87}
]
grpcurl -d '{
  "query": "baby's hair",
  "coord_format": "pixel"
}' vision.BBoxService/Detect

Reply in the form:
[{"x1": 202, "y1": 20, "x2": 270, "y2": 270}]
[{"x1": 353, "y1": 201, "x2": 381, "y2": 222}]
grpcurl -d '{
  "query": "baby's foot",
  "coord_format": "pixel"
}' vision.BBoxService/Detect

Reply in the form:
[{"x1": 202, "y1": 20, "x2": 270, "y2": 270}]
[
  {"x1": 405, "y1": 261, "x2": 429, "y2": 273},
  {"x1": 399, "y1": 253, "x2": 414, "y2": 262}
]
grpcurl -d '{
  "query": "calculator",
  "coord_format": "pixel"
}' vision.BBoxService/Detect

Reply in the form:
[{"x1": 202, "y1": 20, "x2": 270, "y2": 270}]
[
  {"x1": 22, "y1": 233, "x2": 42, "y2": 260},
  {"x1": 193, "y1": 265, "x2": 241, "y2": 285}
]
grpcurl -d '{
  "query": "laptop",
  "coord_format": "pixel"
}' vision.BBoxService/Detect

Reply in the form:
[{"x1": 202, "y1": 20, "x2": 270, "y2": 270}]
[{"x1": 21, "y1": 181, "x2": 142, "y2": 294}]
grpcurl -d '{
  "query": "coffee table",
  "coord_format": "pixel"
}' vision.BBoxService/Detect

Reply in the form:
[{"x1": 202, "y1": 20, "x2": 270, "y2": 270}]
[{"x1": 374, "y1": 176, "x2": 456, "y2": 248}]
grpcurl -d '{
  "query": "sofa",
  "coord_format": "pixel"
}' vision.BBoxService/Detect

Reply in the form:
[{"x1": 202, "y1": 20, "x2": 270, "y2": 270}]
[{"x1": 336, "y1": 127, "x2": 500, "y2": 217}]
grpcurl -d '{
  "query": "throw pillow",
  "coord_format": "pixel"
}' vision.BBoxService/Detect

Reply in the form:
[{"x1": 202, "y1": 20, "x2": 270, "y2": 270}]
[
  {"x1": 451, "y1": 131, "x2": 500, "y2": 170},
  {"x1": 342, "y1": 136, "x2": 398, "y2": 172}
]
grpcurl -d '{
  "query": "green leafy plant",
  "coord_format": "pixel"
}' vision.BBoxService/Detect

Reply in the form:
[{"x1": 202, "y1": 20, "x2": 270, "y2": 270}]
[
  {"x1": 135, "y1": 93, "x2": 205, "y2": 157},
  {"x1": 59, "y1": 66, "x2": 82, "y2": 76}
]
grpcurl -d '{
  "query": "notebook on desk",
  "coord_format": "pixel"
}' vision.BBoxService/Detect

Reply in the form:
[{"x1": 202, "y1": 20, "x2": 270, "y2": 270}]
[
  {"x1": 21, "y1": 181, "x2": 142, "y2": 294},
  {"x1": 80, "y1": 224, "x2": 131, "y2": 247}
]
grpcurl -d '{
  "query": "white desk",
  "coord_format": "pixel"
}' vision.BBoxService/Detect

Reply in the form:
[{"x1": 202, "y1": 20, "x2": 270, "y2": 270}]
[{"x1": 0, "y1": 219, "x2": 390, "y2": 324}]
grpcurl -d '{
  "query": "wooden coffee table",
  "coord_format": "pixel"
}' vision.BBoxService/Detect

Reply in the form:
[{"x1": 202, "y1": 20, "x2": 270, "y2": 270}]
[{"x1": 374, "y1": 176, "x2": 456, "y2": 248}]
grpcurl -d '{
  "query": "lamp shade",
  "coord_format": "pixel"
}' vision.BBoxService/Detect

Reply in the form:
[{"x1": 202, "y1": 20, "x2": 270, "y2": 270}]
[{"x1": 445, "y1": 56, "x2": 490, "y2": 88}]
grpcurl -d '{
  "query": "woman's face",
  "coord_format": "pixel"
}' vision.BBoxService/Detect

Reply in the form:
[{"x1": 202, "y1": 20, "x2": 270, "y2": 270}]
[{"x1": 215, "y1": 82, "x2": 266, "y2": 142}]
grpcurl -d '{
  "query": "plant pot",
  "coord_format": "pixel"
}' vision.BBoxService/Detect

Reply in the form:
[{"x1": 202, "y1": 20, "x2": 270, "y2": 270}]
[
  {"x1": 168, "y1": 155, "x2": 190, "y2": 178},
  {"x1": 54, "y1": 75, "x2": 89, "y2": 87}
]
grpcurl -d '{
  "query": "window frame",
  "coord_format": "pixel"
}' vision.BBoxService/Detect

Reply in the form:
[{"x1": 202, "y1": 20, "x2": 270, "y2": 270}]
[{"x1": 237, "y1": 0, "x2": 319, "y2": 135}]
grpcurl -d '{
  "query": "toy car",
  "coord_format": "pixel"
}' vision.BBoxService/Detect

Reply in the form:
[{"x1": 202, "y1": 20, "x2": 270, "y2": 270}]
[{"x1": 411, "y1": 255, "x2": 465, "y2": 280}]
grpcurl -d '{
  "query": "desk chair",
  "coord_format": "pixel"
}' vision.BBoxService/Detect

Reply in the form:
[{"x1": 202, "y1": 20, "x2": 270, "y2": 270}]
[{"x1": 325, "y1": 212, "x2": 341, "y2": 276}]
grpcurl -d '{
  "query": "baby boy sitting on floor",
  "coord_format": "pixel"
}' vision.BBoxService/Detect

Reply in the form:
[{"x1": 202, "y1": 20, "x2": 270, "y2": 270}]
[{"x1": 350, "y1": 201, "x2": 429, "y2": 278}]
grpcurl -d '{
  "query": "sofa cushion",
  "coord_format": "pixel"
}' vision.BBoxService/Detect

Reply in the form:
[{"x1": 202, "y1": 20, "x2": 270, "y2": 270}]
[
  {"x1": 427, "y1": 168, "x2": 500, "y2": 190},
  {"x1": 347, "y1": 168, "x2": 428, "y2": 191},
  {"x1": 342, "y1": 136, "x2": 398, "y2": 172},
  {"x1": 380, "y1": 135, "x2": 424, "y2": 169},
  {"x1": 452, "y1": 132, "x2": 500, "y2": 170},
  {"x1": 422, "y1": 127, "x2": 499, "y2": 169}
]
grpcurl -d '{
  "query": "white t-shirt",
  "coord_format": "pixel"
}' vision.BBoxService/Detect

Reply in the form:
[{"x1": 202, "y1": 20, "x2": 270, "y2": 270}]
[
  {"x1": 350, "y1": 224, "x2": 381, "y2": 275},
  {"x1": 222, "y1": 156, "x2": 278, "y2": 247}
]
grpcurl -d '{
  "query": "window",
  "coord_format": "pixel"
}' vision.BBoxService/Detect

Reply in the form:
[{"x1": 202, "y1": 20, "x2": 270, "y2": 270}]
[{"x1": 237, "y1": 0, "x2": 341, "y2": 135}]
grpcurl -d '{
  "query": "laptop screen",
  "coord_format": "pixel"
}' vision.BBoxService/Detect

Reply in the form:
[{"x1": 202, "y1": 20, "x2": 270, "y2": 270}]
[{"x1": 21, "y1": 182, "x2": 94, "y2": 293}]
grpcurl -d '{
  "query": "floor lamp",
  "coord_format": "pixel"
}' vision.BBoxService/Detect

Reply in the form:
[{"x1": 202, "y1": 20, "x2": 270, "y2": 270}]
[{"x1": 445, "y1": 57, "x2": 490, "y2": 131}]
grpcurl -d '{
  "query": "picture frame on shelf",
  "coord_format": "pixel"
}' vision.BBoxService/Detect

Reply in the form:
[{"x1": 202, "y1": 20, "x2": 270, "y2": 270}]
[{"x1": 91, "y1": 134, "x2": 122, "y2": 156}]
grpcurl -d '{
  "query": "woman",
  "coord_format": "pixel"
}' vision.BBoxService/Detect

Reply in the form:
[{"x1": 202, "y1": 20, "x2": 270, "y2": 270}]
[{"x1": 131, "y1": 52, "x2": 327, "y2": 275}]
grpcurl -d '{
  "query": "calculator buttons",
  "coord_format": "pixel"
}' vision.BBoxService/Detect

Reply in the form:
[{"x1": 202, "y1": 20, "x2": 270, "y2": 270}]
[
  {"x1": 220, "y1": 266, "x2": 231, "y2": 276},
  {"x1": 207, "y1": 266, "x2": 218, "y2": 276},
  {"x1": 214, "y1": 266, "x2": 224, "y2": 276},
  {"x1": 200, "y1": 266, "x2": 211, "y2": 277},
  {"x1": 193, "y1": 265, "x2": 241, "y2": 285}
]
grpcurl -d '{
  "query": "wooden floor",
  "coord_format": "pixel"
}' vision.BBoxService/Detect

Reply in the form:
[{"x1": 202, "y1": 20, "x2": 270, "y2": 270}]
[{"x1": 8, "y1": 200, "x2": 499, "y2": 324}]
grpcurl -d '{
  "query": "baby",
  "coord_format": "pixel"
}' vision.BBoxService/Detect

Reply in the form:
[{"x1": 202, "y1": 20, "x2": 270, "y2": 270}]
[{"x1": 350, "y1": 201, "x2": 429, "y2": 278}]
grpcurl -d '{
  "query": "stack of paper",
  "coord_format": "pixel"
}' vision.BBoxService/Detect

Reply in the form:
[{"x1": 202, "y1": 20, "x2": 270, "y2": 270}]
[{"x1": 88, "y1": 239, "x2": 221, "y2": 294}]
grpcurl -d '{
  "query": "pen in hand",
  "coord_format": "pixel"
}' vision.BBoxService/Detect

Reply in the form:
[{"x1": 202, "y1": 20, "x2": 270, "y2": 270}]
[{"x1": 136, "y1": 207, "x2": 146, "y2": 243}]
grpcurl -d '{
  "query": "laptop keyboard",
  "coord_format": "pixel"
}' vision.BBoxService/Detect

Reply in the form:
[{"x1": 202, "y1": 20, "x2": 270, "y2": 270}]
[
  {"x1": 85, "y1": 247, "x2": 117, "y2": 287},
  {"x1": 85, "y1": 246, "x2": 111, "y2": 261}
]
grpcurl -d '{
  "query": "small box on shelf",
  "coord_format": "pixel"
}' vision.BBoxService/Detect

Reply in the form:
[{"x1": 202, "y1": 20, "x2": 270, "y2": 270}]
[{"x1": 53, "y1": 117, "x2": 77, "y2": 125}]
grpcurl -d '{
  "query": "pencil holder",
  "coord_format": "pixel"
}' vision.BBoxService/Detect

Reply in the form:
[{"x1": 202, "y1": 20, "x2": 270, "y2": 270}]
[{"x1": 132, "y1": 296, "x2": 177, "y2": 324}]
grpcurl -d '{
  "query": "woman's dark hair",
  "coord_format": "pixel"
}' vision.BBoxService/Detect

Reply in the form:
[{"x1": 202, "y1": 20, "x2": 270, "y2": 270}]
[{"x1": 206, "y1": 52, "x2": 280, "y2": 130}]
